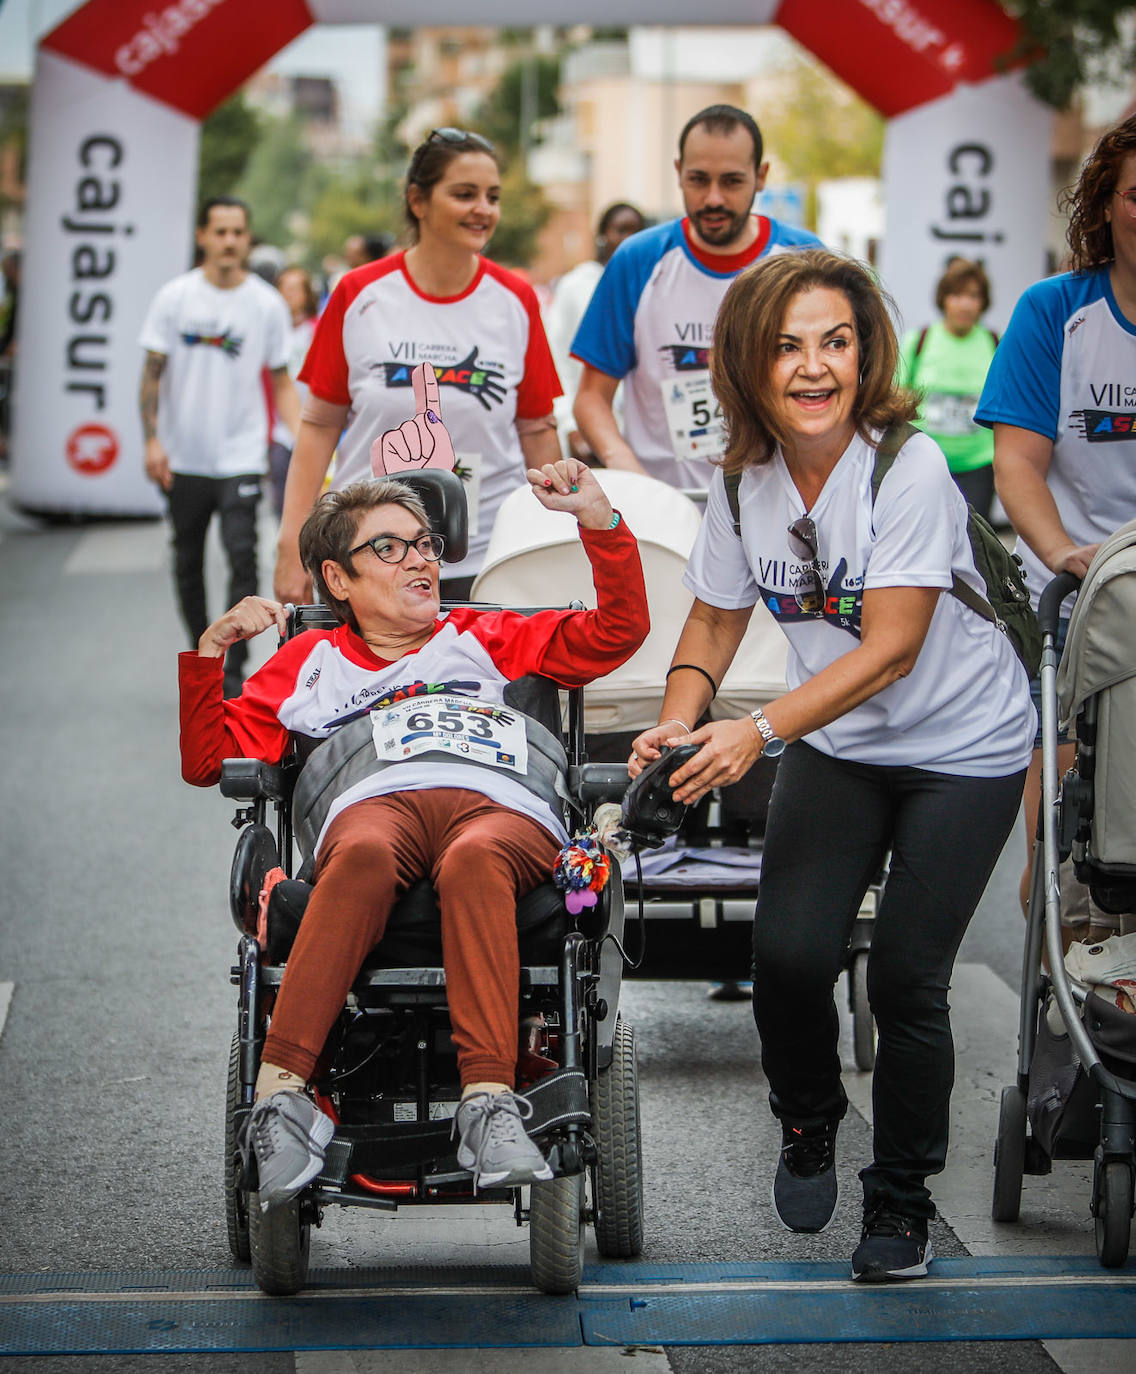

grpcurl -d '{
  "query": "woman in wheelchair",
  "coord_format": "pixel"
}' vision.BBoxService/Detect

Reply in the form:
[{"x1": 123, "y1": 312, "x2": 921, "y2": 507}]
[{"x1": 179, "y1": 463, "x2": 646, "y2": 1209}]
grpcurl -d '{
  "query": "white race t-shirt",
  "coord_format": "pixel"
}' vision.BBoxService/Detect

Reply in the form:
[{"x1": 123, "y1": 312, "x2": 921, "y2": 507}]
[
  {"x1": 571, "y1": 216, "x2": 821, "y2": 489},
  {"x1": 975, "y1": 266, "x2": 1136, "y2": 610},
  {"x1": 684, "y1": 429, "x2": 1036, "y2": 775},
  {"x1": 300, "y1": 252, "x2": 560, "y2": 580},
  {"x1": 138, "y1": 268, "x2": 291, "y2": 477}
]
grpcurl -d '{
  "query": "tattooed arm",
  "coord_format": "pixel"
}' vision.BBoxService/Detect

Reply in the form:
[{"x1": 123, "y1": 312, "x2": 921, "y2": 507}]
[{"x1": 140, "y1": 349, "x2": 172, "y2": 490}]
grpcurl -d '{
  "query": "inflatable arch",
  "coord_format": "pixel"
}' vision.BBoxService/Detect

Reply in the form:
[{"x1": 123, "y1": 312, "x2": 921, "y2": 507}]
[{"x1": 13, "y1": 0, "x2": 1050, "y2": 515}]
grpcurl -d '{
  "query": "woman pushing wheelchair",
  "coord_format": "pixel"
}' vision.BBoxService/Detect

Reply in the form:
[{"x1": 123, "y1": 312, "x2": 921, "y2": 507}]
[
  {"x1": 179, "y1": 456, "x2": 647, "y2": 1208},
  {"x1": 630, "y1": 249, "x2": 1036, "y2": 1282}
]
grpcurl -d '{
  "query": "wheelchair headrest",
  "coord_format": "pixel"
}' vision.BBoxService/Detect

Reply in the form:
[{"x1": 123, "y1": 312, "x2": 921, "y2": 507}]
[{"x1": 397, "y1": 469, "x2": 469, "y2": 565}]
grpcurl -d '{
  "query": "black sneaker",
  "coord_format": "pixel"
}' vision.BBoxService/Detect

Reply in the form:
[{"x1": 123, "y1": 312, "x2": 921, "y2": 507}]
[
  {"x1": 851, "y1": 1205, "x2": 933, "y2": 1282},
  {"x1": 771, "y1": 1117, "x2": 839, "y2": 1233}
]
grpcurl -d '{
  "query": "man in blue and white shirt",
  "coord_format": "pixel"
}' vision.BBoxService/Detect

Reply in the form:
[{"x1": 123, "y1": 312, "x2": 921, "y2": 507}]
[{"x1": 571, "y1": 105, "x2": 820, "y2": 490}]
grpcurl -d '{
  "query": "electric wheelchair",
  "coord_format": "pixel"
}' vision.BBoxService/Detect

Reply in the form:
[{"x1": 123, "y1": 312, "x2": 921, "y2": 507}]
[{"x1": 218, "y1": 471, "x2": 645, "y2": 1296}]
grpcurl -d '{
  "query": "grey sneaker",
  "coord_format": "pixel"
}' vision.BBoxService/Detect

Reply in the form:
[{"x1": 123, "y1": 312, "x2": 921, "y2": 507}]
[
  {"x1": 243, "y1": 1090, "x2": 334, "y2": 1211},
  {"x1": 454, "y1": 1091, "x2": 554, "y2": 1189},
  {"x1": 771, "y1": 1117, "x2": 839, "y2": 1233}
]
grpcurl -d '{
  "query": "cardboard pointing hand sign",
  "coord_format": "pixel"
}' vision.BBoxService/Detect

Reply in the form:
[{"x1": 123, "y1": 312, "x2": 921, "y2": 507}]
[{"x1": 371, "y1": 362, "x2": 458, "y2": 476}]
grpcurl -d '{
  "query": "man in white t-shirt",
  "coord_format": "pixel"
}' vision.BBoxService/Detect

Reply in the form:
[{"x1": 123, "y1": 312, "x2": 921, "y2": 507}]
[
  {"x1": 571, "y1": 105, "x2": 820, "y2": 490},
  {"x1": 139, "y1": 198, "x2": 301, "y2": 695}
]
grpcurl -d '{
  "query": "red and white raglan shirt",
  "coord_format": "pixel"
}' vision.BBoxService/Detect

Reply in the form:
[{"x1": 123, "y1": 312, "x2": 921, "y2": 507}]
[
  {"x1": 299, "y1": 253, "x2": 561, "y2": 580},
  {"x1": 570, "y1": 216, "x2": 821, "y2": 489},
  {"x1": 179, "y1": 520, "x2": 646, "y2": 853}
]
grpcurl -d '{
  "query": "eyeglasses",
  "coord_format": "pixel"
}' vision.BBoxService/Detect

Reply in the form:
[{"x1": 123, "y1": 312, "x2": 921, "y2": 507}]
[
  {"x1": 1114, "y1": 189, "x2": 1136, "y2": 220},
  {"x1": 786, "y1": 516, "x2": 826, "y2": 615},
  {"x1": 348, "y1": 532, "x2": 446, "y2": 564},
  {"x1": 428, "y1": 127, "x2": 495, "y2": 154}
]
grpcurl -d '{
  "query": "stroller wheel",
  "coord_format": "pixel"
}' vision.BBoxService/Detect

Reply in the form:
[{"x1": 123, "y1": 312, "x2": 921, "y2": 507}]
[
  {"x1": 849, "y1": 950, "x2": 876, "y2": 1072},
  {"x1": 992, "y1": 1084, "x2": 1027, "y2": 1222},
  {"x1": 1094, "y1": 1159, "x2": 1133, "y2": 1268},
  {"x1": 529, "y1": 1172, "x2": 584, "y2": 1295}
]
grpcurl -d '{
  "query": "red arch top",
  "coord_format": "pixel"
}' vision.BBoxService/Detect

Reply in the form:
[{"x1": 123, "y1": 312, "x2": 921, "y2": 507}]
[
  {"x1": 41, "y1": 0, "x2": 1021, "y2": 124},
  {"x1": 42, "y1": 0, "x2": 315, "y2": 121}
]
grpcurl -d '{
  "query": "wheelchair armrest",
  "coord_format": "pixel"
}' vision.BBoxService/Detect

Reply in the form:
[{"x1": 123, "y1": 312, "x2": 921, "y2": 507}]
[
  {"x1": 569, "y1": 763, "x2": 630, "y2": 805},
  {"x1": 219, "y1": 758, "x2": 291, "y2": 802}
]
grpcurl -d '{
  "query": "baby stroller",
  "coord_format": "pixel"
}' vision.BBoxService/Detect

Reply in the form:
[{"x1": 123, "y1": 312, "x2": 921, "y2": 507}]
[
  {"x1": 221, "y1": 472, "x2": 643, "y2": 1297},
  {"x1": 992, "y1": 519, "x2": 1136, "y2": 1266},
  {"x1": 473, "y1": 469, "x2": 881, "y2": 1068}
]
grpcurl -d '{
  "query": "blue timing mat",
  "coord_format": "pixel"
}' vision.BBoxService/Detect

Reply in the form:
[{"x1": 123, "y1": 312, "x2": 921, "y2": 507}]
[{"x1": 2, "y1": 1257, "x2": 1135, "y2": 1354}]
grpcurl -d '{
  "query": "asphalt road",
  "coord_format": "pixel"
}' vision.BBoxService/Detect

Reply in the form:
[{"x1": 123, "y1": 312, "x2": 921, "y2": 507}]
[{"x1": 0, "y1": 496, "x2": 1132, "y2": 1373}]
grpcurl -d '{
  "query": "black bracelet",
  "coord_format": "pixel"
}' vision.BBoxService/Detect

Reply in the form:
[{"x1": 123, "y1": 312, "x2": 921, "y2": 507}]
[{"x1": 665, "y1": 662, "x2": 718, "y2": 697}]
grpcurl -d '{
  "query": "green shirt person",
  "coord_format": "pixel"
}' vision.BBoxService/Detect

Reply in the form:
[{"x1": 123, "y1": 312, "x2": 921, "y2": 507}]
[{"x1": 898, "y1": 258, "x2": 998, "y2": 517}]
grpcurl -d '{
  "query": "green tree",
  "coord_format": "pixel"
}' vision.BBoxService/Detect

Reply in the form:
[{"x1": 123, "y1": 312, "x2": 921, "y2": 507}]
[
  {"x1": 470, "y1": 51, "x2": 559, "y2": 266},
  {"x1": 1006, "y1": 0, "x2": 1136, "y2": 109},
  {"x1": 305, "y1": 165, "x2": 404, "y2": 269},
  {"x1": 474, "y1": 53, "x2": 561, "y2": 156},
  {"x1": 754, "y1": 56, "x2": 885, "y2": 229},
  {"x1": 235, "y1": 113, "x2": 315, "y2": 250},
  {"x1": 196, "y1": 93, "x2": 262, "y2": 208},
  {"x1": 0, "y1": 86, "x2": 28, "y2": 221},
  {"x1": 483, "y1": 160, "x2": 553, "y2": 269}
]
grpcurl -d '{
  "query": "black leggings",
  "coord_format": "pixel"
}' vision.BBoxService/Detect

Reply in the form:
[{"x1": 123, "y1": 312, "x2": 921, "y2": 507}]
[
  {"x1": 752, "y1": 742, "x2": 1024, "y2": 1219},
  {"x1": 166, "y1": 472, "x2": 261, "y2": 678}
]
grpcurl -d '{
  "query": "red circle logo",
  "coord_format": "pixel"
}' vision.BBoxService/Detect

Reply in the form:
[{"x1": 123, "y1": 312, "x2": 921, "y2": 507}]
[{"x1": 65, "y1": 423, "x2": 120, "y2": 475}]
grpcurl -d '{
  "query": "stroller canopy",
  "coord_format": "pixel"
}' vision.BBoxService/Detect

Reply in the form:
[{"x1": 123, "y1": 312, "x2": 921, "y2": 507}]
[
  {"x1": 1057, "y1": 517, "x2": 1136, "y2": 730},
  {"x1": 472, "y1": 470, "x2": 787, "y2": 734}
]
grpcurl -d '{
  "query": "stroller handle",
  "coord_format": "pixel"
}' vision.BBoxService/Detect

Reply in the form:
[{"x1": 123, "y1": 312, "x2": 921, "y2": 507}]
[{"x1": 1037, "y1": 572, "x2": 1080, "y2": 636}]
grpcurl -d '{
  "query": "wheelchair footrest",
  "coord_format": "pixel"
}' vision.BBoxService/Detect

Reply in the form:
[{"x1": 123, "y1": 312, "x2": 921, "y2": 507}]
[{"x1": 317, "y1": 1068, "x2": 591, "y2": 1185}]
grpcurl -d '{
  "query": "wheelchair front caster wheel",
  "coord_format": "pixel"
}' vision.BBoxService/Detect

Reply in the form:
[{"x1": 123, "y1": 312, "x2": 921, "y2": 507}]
[
  {"x1": 529, "y1": 1172, "x2": 584, "y2": 1294},
  {"x1": 249, "y1": 1192, "x2": 311, "y2": 1295}
]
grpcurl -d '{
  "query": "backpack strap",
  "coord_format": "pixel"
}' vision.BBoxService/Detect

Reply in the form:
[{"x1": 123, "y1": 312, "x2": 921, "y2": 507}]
[
  {"x1": 870, "y1": 420, "x2": 1001, "y2": 631},
  {"x1": 724, "y1": 468, "x2": 743, "y2": 537},
  {"x1": 869, "y1": 421, "x2": 921, "y2": 503},
  {"x1": 913, "y1": 325, "x2": 930, "y2": 359}
]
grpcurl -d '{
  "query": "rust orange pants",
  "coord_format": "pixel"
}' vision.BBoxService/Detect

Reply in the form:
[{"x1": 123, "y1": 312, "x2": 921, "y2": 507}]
[{"x1": 262, "y1": 789, "x2": 560, "y2": 1088}]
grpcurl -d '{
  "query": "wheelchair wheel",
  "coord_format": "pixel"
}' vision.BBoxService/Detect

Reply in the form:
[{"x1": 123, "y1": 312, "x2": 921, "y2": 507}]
[
  {"x1": 529, "y1": 1172, "x2": 584, "y2": 1295},
  {"x1": 248, "y1": 1192, "x2": 311, "y2": 1295},
  {"x1": 849, "y1": 950, "x2": 876, "y2": 1073},
  {"x1": 1094, "y1": 1159, "x2": 1133, "y2": 1268},
  {"x1": 224, "y1": 1034, "x2": 250, "y2": 1262},
  {"x1": 590, "y1": 1015, "x2": 644, "y2": 1258},
  {"x1": 992, "y1": 1084, "x2": 1027, "y2": 1223}
]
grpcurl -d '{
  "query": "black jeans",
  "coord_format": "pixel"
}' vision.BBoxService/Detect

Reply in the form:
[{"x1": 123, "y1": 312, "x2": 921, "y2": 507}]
[
  {"x1": 752, "y1": 741, "x2": 1024, "y2": 1220},
  {"x1": 166, "y1": 472, "x2": 261, "y2": 680}
]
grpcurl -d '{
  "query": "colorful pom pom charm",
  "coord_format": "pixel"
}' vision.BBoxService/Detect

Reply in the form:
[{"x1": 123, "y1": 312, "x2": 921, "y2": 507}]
[{"x1": 553, "y1": 830, "x2": 611, "y2": 915}]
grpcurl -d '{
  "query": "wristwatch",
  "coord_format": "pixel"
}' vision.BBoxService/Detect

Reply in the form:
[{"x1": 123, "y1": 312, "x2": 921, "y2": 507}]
[{"x1": 749, "y1": 708, "x2": 786, "y2": 759}]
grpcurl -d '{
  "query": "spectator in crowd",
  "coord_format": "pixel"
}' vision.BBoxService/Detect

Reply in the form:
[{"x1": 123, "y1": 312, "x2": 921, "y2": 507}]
[
  {"x1": 267, "y1": 265, "x2": 320, "y2": 516},
  {"x1": 139, "y1": 197, "x2": 300, "y2": 697},
  {"x1": 976, "y1": 112, "x2": 1136, "y2": 941},
  {"x1": 544, "y1": 202, "x2": 646, "y2": 460},
  {"x1": 630, "y1": 249, "x2": 1033, "y2": 1282},
  {"x1": 897, "y1": 258, "x2": 999, "y2": 518},
  {"x1": 571, "y1": 104, "x2": 820, "y2": 490},
  {"x1": 273, "y1": 128, "x2": 561, "y2": 604}
]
